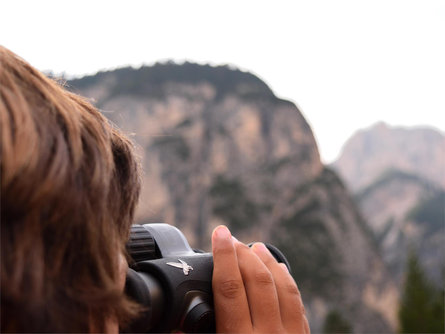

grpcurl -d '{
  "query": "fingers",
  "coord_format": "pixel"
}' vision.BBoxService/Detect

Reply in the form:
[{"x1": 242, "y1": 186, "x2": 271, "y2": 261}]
[
  {"x1": 211, "y1": 226, "x2": 251, "y2": 333},
  {"x1": 212, "y1": 226, "x2": 311, "y2": 334},
  {"x1": 251, "y1": 243, "x2": 309, "y2": 333},
  {"x1": 234, "y1": 240, "x2": 283, "y2": 332}
]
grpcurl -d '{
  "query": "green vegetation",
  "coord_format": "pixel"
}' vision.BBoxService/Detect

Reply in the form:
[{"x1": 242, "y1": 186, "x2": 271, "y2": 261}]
[
  {"x1": 406, "y1": 191, "x2": 445, "y2": 236},
  {"x1": 270, "y1": 167, "x2": 381, "y2": 298},
  {"x1": 272, "y1": 196, "x2": 343, "y2": 298},
  {"x1": 398, "y1": 251, "x2": 444, "y2": 333},
  {"x1": 375, "y1": 218, "x2": 394, "y2": 245},
  {"x1": 291, "y1": 167, "x2": 347, "y2": 202},
  {"x1": 209, "y1": 175, "x2": 259, "y2": 233},
  {"x1": 68, "y1": 62, "x2": 275, "y2": 100},
  {"x1": 315, "y1": 168, "x2": 350, "y2": 230},
  {"x1": 290, "y1": 168, "x2": 356, "y2": 232},
  {"x1": 153, "y1": 135, "x2": 190, "y2": 160},
  {"x1": 322, "y1": 310, "x2": 352, "y2": 333},
  {"x1": 317, "y1": 168, "x2": 379, "y2": 250}
]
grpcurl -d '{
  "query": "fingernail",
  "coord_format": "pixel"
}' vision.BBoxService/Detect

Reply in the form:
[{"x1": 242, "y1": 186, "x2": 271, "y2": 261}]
[
  {"x1": 232, "y1": 235, "x2": 239, "y2": 242},
  {"x1": 279, "y1": 262, "x2": 289, "y2": 273},
  {"x1": 213, "y1": 225, "x2": 231, "y2": 241},
  {"x1": 252, "y1": 242, "x2": 269, "y2": 255}
]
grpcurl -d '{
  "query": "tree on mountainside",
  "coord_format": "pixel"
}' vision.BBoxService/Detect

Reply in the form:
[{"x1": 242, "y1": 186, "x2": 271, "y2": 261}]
[
  {"x1": 398, "y1": 251, "x2": 444, "y2": 333},
  {"x1": 322, "y1": 310, "x2": 352, "y2": 333}
]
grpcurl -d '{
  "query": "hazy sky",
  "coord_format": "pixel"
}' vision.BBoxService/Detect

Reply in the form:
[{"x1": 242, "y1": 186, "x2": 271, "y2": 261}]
[{"x1": 1, "y1": 0, "x2": 444, "y2": 163}]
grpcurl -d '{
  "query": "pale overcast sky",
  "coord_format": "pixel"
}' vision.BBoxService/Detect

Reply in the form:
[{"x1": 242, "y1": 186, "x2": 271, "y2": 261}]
[{"x1": 1, "y1": 0, "x2": 444, "y2": 163}]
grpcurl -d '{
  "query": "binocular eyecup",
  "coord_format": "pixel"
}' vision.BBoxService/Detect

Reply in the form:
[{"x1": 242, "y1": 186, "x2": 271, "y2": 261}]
[{"x1": 123, "y1": 224, "x2": 290, "y2": 333}]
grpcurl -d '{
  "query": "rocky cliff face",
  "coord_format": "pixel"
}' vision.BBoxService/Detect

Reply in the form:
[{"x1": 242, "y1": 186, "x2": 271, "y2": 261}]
[
  {"x1": 69, "y1": 63, "x2": 397, "y2": 333},
  {"x1": 333, "y1": 124, "x2": 445, "y2": 288},
  {"x1": 333, "y1": 122, "x2": 445, "y2": 192},
  {"x1": 355, "y1": 170, "x2": 444, "y2": 286}
]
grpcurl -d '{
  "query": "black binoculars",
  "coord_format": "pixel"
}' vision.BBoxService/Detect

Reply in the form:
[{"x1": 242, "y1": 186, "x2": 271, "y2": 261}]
[{"x1": 123, "y1": 224, "x2": 291, "y2": 333}]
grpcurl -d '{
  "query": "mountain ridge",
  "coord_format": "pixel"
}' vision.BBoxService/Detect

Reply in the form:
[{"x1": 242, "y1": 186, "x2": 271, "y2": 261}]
[
  {"x1": 68, "y1": 62, "x2": 398, "y2": 333},
  {"x1": 333, "y1": 123, "x2": 445, "y2": 288},
  {"x1": 333, "y1": 122, "x2": 445, "y2": 192},
  {"x1": 69, "y1": 62, "x2": 275, "y2": 102}
]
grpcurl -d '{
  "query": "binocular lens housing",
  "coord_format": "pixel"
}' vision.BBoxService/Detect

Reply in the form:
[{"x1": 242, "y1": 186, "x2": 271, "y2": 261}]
[{"x1": 123, "y1": 224, "x2": 290, "y2": 333}]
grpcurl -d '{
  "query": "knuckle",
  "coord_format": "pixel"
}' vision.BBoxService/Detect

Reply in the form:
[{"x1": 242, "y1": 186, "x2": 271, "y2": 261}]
[
  {"x1": 294, "y1": 300, "x2": 306, "y2": 317},
  {"x1": 285, "y1": 282, "x2": 301, "y2": 297},
  {"x1": 216, "y1": 279, "x2": 244, "y2": 299},
  {"x1": 297, "y1": 306, "x2": 306, "y2": 317},
  {"x1": 253, "y1": 271, "x2": 274, "y2": 286}
]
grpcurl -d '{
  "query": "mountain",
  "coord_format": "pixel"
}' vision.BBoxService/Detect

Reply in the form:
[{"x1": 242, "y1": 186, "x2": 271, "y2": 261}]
[
  {"x1": 333, "y1": 122, "x2": 445, "y2": 192},
  {"x1": 333, "y1": 123, "x2": 445, "y2": 287},
  {"x1": 68, "y1": 63, "x2": 397, "y2": 333},
  {"x1": 356, "y1": 170, "x2": 444, "y2": 286}
]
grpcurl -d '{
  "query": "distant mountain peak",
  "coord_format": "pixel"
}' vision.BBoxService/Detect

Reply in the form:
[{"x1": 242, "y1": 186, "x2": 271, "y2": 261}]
[
  {"x1": 333, "y1": 122, "x2": 445, "y2": 192},
  {"x1": 365, "y1": 121, "x2": 444, "y2": 137},
  {"x1": 68, "y1": 61, "x2": 275, "y2": 100}
]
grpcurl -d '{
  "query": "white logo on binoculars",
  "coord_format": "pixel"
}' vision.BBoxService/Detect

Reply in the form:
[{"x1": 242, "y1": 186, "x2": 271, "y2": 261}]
[{"x1": 166, "y1": 259, "x2": 194, "y2": 276}]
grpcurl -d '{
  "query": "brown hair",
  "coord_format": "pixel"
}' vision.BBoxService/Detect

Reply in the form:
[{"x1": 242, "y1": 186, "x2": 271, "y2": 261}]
[{"x1": 0, "y1": 46, "x2": 141, "y2": 332}]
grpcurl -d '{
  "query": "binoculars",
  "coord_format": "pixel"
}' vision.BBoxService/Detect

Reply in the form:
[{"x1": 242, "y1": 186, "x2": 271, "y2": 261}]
[{"x1": 123, "y1": 224, "x2": 291, "y2": 333}]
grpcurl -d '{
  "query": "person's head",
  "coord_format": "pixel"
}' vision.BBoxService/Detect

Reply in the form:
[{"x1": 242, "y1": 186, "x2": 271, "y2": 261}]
[{"x1": 0, "y1": 46, "x2": 141, "y2": 332}]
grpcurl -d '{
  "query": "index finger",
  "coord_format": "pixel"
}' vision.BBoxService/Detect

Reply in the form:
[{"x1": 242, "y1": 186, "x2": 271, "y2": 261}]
[{"x1": 212, "y1": 226, "x2": 251, "y2": 333}]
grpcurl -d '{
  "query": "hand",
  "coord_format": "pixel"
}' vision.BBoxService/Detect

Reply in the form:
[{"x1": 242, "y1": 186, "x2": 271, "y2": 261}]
[{"x1": 212, "y1": 225, "x2": 310, "y2": 334}]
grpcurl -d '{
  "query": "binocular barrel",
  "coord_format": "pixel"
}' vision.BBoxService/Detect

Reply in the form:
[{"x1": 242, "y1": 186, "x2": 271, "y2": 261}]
[{"x1": 123, "y1": 224, "x2": 290, "y2": 333}]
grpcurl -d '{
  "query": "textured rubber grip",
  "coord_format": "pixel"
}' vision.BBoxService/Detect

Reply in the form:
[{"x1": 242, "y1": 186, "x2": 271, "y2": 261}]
[{"x1": 127, "y1": 225, "x2": 158, "y2": 262}]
